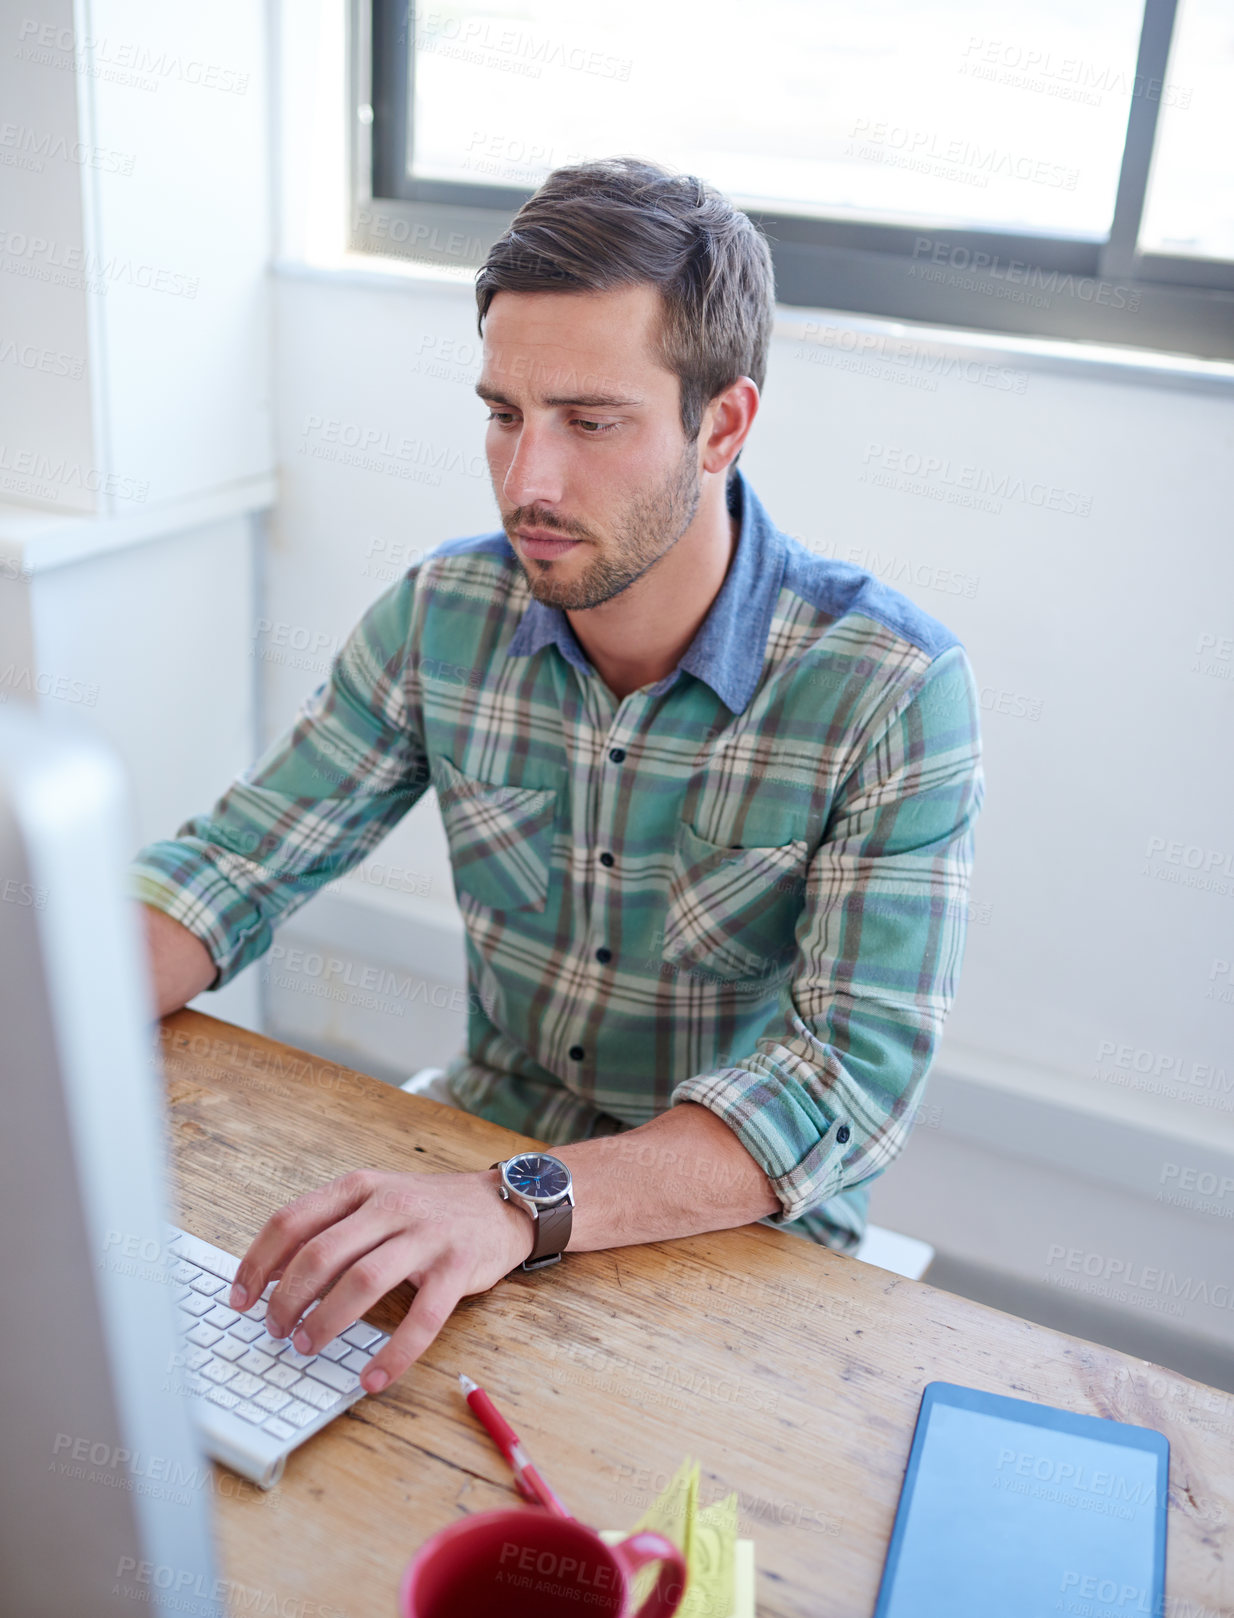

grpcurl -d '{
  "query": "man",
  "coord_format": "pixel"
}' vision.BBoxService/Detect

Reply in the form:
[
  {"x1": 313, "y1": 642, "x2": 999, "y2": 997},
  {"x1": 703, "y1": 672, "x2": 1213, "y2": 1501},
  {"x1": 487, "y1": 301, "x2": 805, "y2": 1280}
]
[{"x1": 134, "y1": 158, "x2": 984, "y2": 1396}]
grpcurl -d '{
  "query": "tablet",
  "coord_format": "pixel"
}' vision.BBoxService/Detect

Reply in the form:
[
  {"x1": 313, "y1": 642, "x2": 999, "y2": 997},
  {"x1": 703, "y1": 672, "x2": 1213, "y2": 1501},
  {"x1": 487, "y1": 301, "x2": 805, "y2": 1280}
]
[{"x1": 873, "y1": 1382, "x2": 1168, "y2": 1618}]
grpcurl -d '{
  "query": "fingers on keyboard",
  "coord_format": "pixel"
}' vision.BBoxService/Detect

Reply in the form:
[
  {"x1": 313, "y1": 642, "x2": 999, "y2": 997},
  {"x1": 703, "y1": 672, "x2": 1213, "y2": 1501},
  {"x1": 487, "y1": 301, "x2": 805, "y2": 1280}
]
[{"x1": 171, "y1": 1226, "x2": 394, "y2": 1464}]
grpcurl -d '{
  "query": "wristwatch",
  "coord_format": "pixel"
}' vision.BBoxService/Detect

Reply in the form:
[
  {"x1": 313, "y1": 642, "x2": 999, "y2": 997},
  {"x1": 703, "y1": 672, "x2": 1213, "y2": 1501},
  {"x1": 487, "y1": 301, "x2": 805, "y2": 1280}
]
[{"x1": 490, "y1": 1152, "x2": 575, "y2": 1271}]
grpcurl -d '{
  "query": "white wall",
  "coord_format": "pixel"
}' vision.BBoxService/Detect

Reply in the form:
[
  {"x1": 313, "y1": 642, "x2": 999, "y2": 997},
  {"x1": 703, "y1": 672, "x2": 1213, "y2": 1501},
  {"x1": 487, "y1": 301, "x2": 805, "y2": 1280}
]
[
  {"x1": 0, "y1": 0, "x2": 97, "y2": 511},
  {"x1": 262, "y1": 262, "x2": 1234, "y2": 1380},
  {"x1": 79, "y1": 0, "x2": 273, "y2": 507},
  {"x1": 755, "y1": 318, "x2": 1234, "y2": 1132},
  {"x1": 1, "y1": 0, "x2": 276, "y2": 1030},
  {"x1": 25, "y1": 518, "x2": 254, "y2": 845}
]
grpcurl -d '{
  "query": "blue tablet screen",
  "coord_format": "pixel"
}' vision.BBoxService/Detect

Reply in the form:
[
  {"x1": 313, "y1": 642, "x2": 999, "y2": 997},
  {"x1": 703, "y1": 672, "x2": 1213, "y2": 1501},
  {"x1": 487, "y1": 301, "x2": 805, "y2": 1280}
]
[{"x1": 876, "y1": 1389, "x2": 1166, "y2": 1618}]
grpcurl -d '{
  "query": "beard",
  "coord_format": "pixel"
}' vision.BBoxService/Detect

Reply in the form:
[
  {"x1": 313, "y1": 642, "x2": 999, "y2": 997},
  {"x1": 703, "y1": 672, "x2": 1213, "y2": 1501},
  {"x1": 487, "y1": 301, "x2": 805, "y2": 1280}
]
[{"x1": 502, "y1": 442, "x2": 701, "y2": 611}]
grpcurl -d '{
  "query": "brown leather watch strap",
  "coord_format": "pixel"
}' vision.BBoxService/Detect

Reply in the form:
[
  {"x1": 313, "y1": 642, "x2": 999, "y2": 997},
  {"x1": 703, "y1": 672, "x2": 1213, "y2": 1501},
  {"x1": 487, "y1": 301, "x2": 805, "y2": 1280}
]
[{"x1": 525, "y1": 1198, "x2": 572, "y2": 1269}]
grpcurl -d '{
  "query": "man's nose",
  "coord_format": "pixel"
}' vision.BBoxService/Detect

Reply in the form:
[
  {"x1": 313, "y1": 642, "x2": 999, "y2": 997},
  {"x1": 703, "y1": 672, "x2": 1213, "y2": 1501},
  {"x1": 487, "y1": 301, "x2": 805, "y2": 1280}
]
[{"x1": 501, "y1": 422, "x2": 566, "y2": 510}]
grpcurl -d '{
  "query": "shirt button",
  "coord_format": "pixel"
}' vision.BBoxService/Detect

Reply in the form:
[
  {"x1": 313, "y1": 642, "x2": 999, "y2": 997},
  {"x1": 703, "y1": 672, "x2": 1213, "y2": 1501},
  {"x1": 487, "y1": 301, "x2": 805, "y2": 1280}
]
[
  {"x1": 608, "y1": 747, "x2": 626, "y2": 763},
  {"x1": 836, "y1": 1124, "x2": 851, "y2": 1144},
  {"x1": 595, "y1": 947, "x2": 612, "y2": 965},
  {"x1": 598, "y1": 851, "x2": 615, "y2": 868},
  {"x1": 568, "y1": 1045, "x2": 585, "y2": 1062}
]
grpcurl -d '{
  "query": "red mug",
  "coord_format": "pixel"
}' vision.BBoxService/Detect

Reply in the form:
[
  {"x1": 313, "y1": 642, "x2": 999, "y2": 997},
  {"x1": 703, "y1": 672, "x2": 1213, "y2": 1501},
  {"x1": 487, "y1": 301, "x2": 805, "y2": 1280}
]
[{"x1": 398, "y1": 1506, "x2": 688, "y2": 1618}]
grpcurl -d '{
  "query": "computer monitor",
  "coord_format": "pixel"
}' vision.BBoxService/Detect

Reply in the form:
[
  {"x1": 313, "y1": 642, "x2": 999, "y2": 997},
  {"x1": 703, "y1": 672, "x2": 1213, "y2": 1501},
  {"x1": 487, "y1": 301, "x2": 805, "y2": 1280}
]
[{"x1": 0, "y1": 705, "x2": 223, "y2": 1617}]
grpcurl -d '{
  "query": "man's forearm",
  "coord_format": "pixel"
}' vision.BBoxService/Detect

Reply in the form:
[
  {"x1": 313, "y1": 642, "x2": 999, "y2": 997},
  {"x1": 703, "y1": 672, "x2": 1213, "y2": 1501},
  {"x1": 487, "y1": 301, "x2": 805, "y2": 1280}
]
[
  {"x1": 555, "y1": 1100, "x2": 780, "y2": 1251},
  {"x1": 139, "y1": 902, "x2": 218, "y2": 1017},
  {"x1": 228, "y1": 1098, "x2": 782, "y2": 1392}
]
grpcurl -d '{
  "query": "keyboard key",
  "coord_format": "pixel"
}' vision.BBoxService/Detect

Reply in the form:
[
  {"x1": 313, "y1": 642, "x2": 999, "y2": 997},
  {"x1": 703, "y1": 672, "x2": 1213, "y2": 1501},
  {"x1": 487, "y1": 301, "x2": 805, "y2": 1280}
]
[
  {"x1": 204, "y1": 1304, "x2": 240, "y2": 1330},
  {"x1": 190, "y1": 1274, "x2": 227, "y2": 1297},
  {"x1": 187, "y1": 1323, "x2": 223, "y2": 1349},
  {"x1": 202, "y1": 1360, "x2": 237, "y2": 1386},
  {"x1": 304, "y1": 1359, "x2": 360, "y2": 1395},
  {"x1": 247, "y1": 1299, "x2": 268, "y2": 1321},
  {"x1": 237, "y1": 1348, "x2": 274, "y2": 1376},
  {"x1": 213, "y1": 1335, "x2": 248, "y2": 1362},
  {"x1": 264, "y1": 1362, "x2": 301, "y2": 1390},
  {"x1": 255, "y1": 1386, "x2": 291, "y2": 1414},
  {"x1": 278, "y1": 1346, "x2": 316, "y2": 1370},
  {"x1": 342, "y1": 1322, "x2": 383, "y2": 1351},
  {"x1": 290, "y1": 1377, "x2": 336, "y2": 1412},
  {"x1": 319, "y1": 1338, "x2": 351, "y2": 1362},
  {"x1": 229, "y1": 1318, "x2": 264, "y2": 1343},
  {"x1": 172, "y1": 1261, "x2": 200, "y2": 1284},
  {"x1": 252, "y1": 1331, "x2": 289, "y2": 1356},
  {"x1": 341, "y1": 1350, "x2": 370, "y2": 1374},
  {"x1": 279, "y1": 1399, "x2": 317, "y2": 1429},
  {"x1": 170, "y1": 1232, "x2": 238, "y2": 1283},
  {"x1": 205, "y1": 1385, "x2": 241, "y2": 1411},
  {"x1": 235, "y1": 1401, "x2": 269, "y2": 1426},
  {"x1": 228, "y1": 1371, "x2": 264, "y2": 1399},
  {"x1": 182, "y1": 1346, "x2": 212, "y2": 1372},
  {"x1": 263, "y1": 1417, "x2": 294, "y2": 1441},
  {"x1": 181, "y1": 1294, "x2": 216, "y2": 1318}
]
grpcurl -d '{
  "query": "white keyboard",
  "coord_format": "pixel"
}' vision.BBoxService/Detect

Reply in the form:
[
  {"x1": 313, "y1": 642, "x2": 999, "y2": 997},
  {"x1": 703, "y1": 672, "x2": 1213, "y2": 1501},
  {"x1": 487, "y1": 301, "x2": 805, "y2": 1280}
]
[{"x1": 166, "y1": 1224, "x2": 390, "y2": 1489}]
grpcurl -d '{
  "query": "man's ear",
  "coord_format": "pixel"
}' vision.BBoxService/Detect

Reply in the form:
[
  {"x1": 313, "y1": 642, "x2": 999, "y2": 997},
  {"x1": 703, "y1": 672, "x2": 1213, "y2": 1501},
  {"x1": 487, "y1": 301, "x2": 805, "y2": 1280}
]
[{"x1": 700, "y1": 377, "x2": 760, "y2": 476}]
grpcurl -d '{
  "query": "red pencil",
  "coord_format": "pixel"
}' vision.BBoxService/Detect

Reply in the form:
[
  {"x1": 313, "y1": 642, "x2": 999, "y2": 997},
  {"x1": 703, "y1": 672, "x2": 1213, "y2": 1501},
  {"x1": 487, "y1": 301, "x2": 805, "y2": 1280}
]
[{"x1": 458, "y1": 1372, "x2": 572, "y2": 1520}]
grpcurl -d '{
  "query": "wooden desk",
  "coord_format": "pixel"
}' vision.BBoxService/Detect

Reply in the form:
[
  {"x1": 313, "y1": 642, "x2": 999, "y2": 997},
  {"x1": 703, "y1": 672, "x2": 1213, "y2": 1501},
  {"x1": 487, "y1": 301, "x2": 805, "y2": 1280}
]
[{"x1": 162, "y1": 1010, "x2": 1233, "y2": 1618}]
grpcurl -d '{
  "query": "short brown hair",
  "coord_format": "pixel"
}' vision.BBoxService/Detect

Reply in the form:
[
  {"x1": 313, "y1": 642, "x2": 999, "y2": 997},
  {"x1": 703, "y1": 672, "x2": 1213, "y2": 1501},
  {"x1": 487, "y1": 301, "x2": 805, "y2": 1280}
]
[{"x1": 475, "y1": 158, "x2": 775, "y2": 446}]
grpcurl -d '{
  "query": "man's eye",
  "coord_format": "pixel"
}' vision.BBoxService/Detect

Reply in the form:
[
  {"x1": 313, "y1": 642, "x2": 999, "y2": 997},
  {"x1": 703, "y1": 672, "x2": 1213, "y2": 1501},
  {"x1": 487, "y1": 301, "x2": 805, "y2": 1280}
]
[
  {"x1": 486, "y1": 410, "x2": 517, "y2": 425},
  {"x1": 575, "y1": 419, "x2": 618, "y2": 435}
]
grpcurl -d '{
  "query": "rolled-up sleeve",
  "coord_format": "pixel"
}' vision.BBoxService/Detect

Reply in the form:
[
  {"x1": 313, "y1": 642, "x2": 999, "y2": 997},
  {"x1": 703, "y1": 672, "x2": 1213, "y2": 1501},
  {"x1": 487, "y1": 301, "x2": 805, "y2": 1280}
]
[
  {"x1": 129, "y1": 574, "x2": 430, "y2": 989},
  {"x1": 670, "y1": 642, "x2": 984, "y2": 1223}
]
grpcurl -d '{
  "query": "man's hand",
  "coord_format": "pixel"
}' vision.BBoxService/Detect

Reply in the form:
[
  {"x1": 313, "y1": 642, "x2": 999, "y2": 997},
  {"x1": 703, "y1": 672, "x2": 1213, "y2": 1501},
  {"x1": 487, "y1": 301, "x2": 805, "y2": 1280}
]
[
  {"x1": 228, "y1": 1102, "x2": 780, "y2": 1396},
  {"x1": 226, "y1": 1168, "x2": 535, "y2": 1392}
]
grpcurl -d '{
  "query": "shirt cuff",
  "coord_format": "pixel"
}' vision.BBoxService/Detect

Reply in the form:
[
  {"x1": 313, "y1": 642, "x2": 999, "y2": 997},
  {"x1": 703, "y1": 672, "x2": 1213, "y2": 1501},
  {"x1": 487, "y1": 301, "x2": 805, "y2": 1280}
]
[
  {"x1": 670, "y1": 1043, "x2": 852, "y2": 1224},
  {"x1": 128, "y1": 840, "x2": 273, "y2": 991}
]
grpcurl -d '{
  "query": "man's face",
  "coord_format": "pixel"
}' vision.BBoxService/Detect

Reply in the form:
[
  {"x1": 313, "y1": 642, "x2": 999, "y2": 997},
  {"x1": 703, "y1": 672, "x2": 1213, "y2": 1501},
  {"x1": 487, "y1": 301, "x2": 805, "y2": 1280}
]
[{"x1": 476, "y1": 283, "x2": 702, "y2": 610}]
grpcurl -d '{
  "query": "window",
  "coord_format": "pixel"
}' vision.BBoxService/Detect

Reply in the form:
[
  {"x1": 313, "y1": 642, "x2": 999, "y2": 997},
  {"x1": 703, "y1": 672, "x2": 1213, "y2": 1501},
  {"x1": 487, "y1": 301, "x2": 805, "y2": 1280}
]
[
  {"x1": 1138, "y1": 0, "x2": 1234, "y2": 265},
  {"x1": 353, "y1": 0, "x2": 1234, "y2": 360}
]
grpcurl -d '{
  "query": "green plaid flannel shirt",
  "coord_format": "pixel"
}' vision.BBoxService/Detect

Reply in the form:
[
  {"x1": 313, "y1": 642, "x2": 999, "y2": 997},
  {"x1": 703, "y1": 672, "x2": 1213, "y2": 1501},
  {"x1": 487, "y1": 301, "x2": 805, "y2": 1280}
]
[{"x1": 132, "y1": 471, "x2": 984, "y2": 1253}]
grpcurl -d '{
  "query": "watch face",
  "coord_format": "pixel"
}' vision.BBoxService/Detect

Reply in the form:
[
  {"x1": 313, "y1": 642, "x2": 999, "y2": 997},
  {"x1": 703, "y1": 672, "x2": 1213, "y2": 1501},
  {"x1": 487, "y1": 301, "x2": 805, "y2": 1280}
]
[{"x1": 506, "y1": 1153, "x2": 570, "y2": 1203}]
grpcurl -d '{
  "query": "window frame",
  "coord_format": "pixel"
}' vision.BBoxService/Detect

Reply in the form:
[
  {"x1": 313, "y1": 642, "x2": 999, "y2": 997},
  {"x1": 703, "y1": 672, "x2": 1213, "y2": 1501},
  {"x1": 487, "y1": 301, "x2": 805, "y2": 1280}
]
[{"x1": 351, "y1": 0, "x2": 1234, "y2": 362}]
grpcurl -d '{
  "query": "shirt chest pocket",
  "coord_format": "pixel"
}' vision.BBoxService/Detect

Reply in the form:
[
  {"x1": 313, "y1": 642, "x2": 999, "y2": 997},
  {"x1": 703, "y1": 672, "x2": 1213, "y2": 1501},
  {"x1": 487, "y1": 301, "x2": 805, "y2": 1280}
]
[
  {"x1": 662, "y1": 822, "x2": 811, "y2": 983},
  {"x1": 433, "y1": 755, "x2": 558, "y2": 913}
]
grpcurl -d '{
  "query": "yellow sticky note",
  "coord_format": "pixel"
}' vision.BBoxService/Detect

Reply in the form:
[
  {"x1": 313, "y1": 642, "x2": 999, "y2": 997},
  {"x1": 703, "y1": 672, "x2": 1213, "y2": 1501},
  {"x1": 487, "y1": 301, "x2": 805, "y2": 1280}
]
[
  {"x1": 601, "y1": 1453, "x2": 755, "y2": 1618},
  {"x1": 687, "y1": 1482, "x2": 737, "y2": 1618},
  {"x1": 598, "y1": 1533, "x2": 754, "y2": 1618}
]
